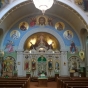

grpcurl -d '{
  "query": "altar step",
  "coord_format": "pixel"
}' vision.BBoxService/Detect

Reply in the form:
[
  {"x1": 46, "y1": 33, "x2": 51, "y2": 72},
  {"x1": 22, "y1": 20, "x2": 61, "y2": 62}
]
[{"x1": 31, "y1": 77, "x2": 55, "y2": 82}]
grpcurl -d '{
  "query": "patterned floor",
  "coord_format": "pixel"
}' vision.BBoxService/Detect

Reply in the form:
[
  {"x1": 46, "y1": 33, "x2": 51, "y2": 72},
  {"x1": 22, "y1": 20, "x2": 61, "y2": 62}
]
[{"x1": 30, "y1": 82, "x2": 57, "y2": 88}]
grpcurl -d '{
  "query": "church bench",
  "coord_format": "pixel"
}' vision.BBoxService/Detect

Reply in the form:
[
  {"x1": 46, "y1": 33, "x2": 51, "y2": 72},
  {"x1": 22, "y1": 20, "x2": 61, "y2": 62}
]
[
  {"x1": 0, "y1": 87, "x2": 22, "y2": 88},
  {"x1": 0, "y1": 82, "x2": 27, "y2": 88},
  {"x1": 57, "y1": 77, "x2": 88, "y2": 88},
  {"x1": 70, "y1": 77, "x2": 88, "y2": 80},
  {"x1": 0, "y1": 84, "x2": 25, "y2": 88},
  {"x1": 66, "y1": 83, "x2": 88, "y2": 88},
  {"x1": 66, "y1": 86, "x2": 88, "y2": 88},
  {"x1": 57, "y1": 77, "x2": 70, "y2": 88},
  {"x1": 62, "y1": 81, "x2": 88, "y2": 88},
  {"x1": 0, "y1": 77, "x2": 30, "y2": 88}
]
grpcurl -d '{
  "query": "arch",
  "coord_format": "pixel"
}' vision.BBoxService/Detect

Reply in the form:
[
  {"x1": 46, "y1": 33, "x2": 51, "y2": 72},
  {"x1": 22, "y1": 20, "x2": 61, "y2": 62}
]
[
  {"x1": 18, "y1": 27, "x2": 66, "y2": 51},
  {"x1": 0, "y1": 0, "x2": 88, "y2": 25}
]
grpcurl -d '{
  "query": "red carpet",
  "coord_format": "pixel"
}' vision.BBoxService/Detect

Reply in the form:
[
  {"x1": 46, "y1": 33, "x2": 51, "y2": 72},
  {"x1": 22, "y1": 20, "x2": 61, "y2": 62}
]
[{"x1": 30, "y1": 82, "x2": 57, "y2": 88}]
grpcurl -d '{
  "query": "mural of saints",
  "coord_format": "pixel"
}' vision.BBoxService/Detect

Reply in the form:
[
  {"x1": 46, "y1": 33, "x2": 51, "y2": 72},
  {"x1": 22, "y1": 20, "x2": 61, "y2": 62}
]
[
  {"x1": 19, "y1": 22, "x2": 29, "y2": 31},
  {"x1": 10, "y1": 30, "x2": 20, "y2": 40},
  {"x1": 29, "y1": 17, "x2": 36, "y2": 27},
  {"x1": 55, "y1": 22, "x2": 65, "y2": 31},
  {"x1": 5, "y1": 40, "x2": 14, "y2": 52},
  {"x1": 70, "y1": 41, "x2": 77, "y2": 54},
  {"x1": 63, "y1": 30, "x2": 73, "y2": 40}
]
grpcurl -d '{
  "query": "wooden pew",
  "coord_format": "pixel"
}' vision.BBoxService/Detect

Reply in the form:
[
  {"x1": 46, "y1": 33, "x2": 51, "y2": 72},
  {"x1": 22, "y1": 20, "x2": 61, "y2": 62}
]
[
  {"x1": 0, "y1": 84, "x2": 25, "y2": 88},
  {"x1": 0, "y1": 77, "x2": 30, "y2": 88},
  {"x1": 62, "y1": 81, "x2": 88, "y2": 88},
  {"x1": 57, "y1": 77, "x2": 70, "y2": 88},
  {"x1": 57, "y1": 77, "x2": 88, "y2": 88},
  {"x1": 66, "y1": 83, "x2": 88, "y2": 88},
  {"x1": 0, "y1": 87, "x2": 22, "y2": 88}
]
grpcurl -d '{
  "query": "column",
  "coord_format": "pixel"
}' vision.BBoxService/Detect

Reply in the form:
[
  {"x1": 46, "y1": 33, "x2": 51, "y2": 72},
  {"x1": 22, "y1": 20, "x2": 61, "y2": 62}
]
[
  {"x1": 17, "y1": 51, "x2": 24, "y2": 76},
  {"x1": 60, "y1": 51, "x2": 69, "y2": 76}
]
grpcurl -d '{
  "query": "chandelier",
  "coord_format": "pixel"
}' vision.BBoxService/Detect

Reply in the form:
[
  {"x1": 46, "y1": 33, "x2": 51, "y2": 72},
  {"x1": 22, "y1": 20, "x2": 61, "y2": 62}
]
[{"x1": 33, "y1": 0, "x2": 54, "y2": 14}]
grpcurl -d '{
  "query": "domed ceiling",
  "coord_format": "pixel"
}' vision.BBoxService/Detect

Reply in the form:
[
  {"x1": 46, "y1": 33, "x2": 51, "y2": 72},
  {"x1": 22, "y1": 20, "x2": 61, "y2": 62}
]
[{"x1": 0, "y1": 0, "x2": 87, "y2": 34}]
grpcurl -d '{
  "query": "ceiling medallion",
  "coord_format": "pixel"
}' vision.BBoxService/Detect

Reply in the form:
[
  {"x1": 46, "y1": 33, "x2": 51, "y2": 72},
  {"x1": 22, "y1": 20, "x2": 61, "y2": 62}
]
[{"x1": 33, "y1": 0, "x2": 54, "y2": 14}]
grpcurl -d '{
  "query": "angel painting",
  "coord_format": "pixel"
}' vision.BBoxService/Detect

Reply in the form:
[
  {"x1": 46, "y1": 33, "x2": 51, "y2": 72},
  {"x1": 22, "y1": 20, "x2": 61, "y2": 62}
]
[{"x1": 5, "y1": 40, "x2": 14, "y2": 52}]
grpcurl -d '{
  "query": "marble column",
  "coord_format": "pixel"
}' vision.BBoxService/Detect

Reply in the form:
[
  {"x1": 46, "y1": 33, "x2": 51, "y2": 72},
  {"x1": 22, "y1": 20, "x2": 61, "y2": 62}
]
[
  {"x1": 17, "y1": 51, "x2": 24, "y2": 76},
  {"x1": 60, "y1": 51, "x2": 69, "y2": 76}
]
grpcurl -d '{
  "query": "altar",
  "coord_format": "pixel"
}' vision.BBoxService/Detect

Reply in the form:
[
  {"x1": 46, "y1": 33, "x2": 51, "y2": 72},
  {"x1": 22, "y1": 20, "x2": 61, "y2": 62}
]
[
  {"x1": 38, "y1": 73, "x2": 48, "y2": 87},
  {"x1": 38, "y1": 77, "x2": 48, "y2": 87}
]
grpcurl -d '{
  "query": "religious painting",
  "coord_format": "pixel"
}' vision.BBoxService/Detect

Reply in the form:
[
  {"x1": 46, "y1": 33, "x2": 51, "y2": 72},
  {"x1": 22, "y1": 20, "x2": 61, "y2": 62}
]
[
  {"x1": 79, "y1": 50, "x2": 85, "y2": 61},
  {"x1": 48, "y1": 59, "x2": 53, "y2": 70},
  {"x1": 63, "y1": 30, "x2": 73, "y2": 40},
  {"x1": 2, "y1": 56, "x2": 15, "y2": 72},
  {"x1": 10, "y1": 30, "x2": 20, "y2": 40},
  {"x1": 55, "y1": 22, "x2": 65, "y2": 31},
  {"x1": 31, "y1": 59, "x2": 36, "y2": 70},
  {"x1": 48, "y1": 17, "x2": 53, "y2": 26},
  {"x1": 71, "y1": 61, "x2": 77, "y2": 70},
  {"x1": 19, "y1": 22, "x2": 29, "y2": 31},
  {"x1": 55, "y1": 62, "x2": 59, "y2": 70},
  {"x1": 24, "y1": 60, "x2": 29, "y2": 71},
  {"x1": 70, "y1": 41, "x2": 77, "y2": 54},
  {"x1": 24, "y1": 55, "x2": 29, "y2": 70},
  {"x1": 68, "y1": 56, "x2": 80, "y2": 72},
  {"x1": 5, "y1": 40, "x2": 14, "y2": 52},
  {"x1": 36, "y1": 15, "x2": 48, "y2": 25},
  {"x1": 29, "y1": 17, "x2": 36, "y2": 27}
]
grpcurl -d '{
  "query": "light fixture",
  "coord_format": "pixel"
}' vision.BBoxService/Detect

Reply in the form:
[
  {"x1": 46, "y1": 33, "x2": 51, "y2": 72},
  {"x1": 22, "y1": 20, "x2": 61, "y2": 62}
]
[{"x1": 33, "y1": 0, "x2": 54, "y2": 14}]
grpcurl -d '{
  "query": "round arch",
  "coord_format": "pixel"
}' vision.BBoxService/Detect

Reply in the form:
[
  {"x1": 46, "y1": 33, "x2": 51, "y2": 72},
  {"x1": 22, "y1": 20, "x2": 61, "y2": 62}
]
[
  {"x1": 0, "y1": 0, "x2": 88, "y2": 25},
  {"x1": 18, "y1": 27, "x2": 66, "y2": 51}
]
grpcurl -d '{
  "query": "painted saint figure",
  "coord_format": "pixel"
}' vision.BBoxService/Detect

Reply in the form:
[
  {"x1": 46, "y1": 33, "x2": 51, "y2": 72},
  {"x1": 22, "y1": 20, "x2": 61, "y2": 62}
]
[
  {"x1": 24, "y1": 61, "x2": 29, "y2": 70},
  {"x1": 48, "y1": 18, "x2": 53, "y2": 26},
  {"x1": 32, "y1": 60, "x2": 36, "y2": 70},
  {"x1": 5, "y1": 40, "x2": 14, "y2": 52},
  {"x1": 55, "y1": 62, "x2": 59, "y2": 70},
  {"x1": 48, "y1": 60, "x2": 52, "y2": 69},
  {"x1": 70, "y1": 41, "x2": 76, "y2": 53},
  {"x1": 39, "y1": 17, "x2": 46, "y2": 25},
  {"x1": 29, "y1": 17, "x2": 36, "y2": 27},
  {"x1": 71, "y1": 61, "x2": 77, "y2": 70},
  {"x1": 66, "y1": 30, "x2": 72, "y2": 39},
  {"x1": 20, "y1": 22, "x2": 27, "y2": 31},
  {"x1": 10, "y1": 30, "x2": 20, "y2": 40}
]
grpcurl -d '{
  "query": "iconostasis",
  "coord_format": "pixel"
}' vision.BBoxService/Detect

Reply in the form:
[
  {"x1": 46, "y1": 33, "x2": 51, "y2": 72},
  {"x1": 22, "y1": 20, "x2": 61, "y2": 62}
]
[{"x1": 0, "y1": 14, "x2": 84, "y2": 77}]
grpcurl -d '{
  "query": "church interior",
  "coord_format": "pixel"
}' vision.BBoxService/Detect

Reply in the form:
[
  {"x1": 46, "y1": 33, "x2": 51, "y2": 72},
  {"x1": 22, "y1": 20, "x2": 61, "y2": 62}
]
[{"x1": 0, "y1": 0, "x2": 88, "y2": 88}]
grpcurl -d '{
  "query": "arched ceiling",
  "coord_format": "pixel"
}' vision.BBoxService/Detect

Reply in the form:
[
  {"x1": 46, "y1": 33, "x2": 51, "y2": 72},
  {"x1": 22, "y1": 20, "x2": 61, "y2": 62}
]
[{"x1": 0, "y1": 0, "x2": 88, "y2": 34}]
